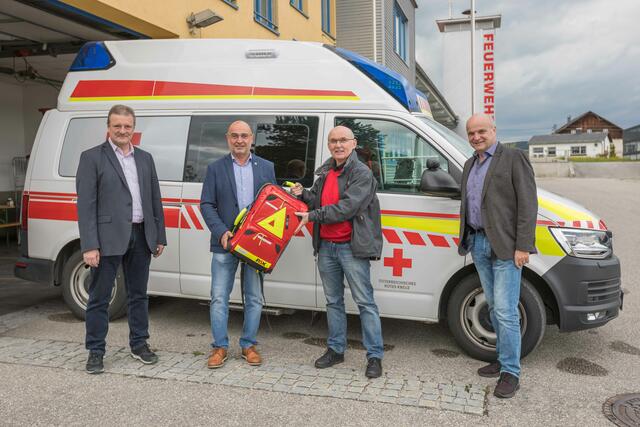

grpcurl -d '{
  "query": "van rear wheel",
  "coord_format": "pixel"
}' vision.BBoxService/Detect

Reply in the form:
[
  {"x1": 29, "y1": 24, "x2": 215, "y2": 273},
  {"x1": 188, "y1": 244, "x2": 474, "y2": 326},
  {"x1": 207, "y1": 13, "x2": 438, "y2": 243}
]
[
  {"x1": 446, "y1": 273, "x2": 546, "y2": 362},
  {"x1": 61, "y1": 250, "x2": 127, "y2": 320}
]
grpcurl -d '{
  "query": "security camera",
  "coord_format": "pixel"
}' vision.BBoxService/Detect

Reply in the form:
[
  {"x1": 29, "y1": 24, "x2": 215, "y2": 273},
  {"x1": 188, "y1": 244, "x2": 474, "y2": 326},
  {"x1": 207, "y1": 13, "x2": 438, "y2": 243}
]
[{"x1": 187, "y1": 9, "x2": 223, "y2": 28}]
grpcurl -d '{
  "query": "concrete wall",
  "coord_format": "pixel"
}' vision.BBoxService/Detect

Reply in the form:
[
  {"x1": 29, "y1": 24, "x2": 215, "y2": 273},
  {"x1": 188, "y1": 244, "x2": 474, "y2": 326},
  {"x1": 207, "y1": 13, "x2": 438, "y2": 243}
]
[
  {"x1": 533, "y1": 161, "x2": 640, "y2": 179},
  {"x1": 572, "y1": 162, "x2": 640, "y2": 179}
]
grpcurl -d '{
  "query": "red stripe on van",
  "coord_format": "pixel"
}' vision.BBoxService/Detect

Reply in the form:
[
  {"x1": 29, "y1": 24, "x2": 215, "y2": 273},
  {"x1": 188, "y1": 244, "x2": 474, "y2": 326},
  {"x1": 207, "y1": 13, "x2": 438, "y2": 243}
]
[
  {"x1": 185, "y1": 205, "x2": 203, "y2": 230},
  {"x1": 427, "y1": 234, "x2": 449, "y2": 248},
  {"x1": 382, "y1": 229, "x2": 402, "y2": 244},
  {"x1": 163, "y1": 207, "x2": 180, "y2": 228},
  {"x1": 154, "y1": 81, "x2": 252, "y2": 96},
  {"x1": 403, "y1": 231, "x2": 426, "y2": 246},
  {"x1": 29, "y1": 200, "x2": 77, "y2": 221},
  {"x1": 253, "y1": 87, "x2": 356, "y2": 97},
  {"x1": 71, "y1": 80, "x2": 154, "y2": 97}
]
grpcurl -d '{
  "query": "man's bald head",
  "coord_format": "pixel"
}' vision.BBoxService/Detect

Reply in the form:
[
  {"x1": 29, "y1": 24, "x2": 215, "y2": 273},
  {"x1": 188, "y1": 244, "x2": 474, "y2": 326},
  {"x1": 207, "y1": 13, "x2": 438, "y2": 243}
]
[
  {"x1": 466, "y1": 114, "x2": 497, "y2": 154},
  {"x1": 226, "y1": 120, "x2": 254, "y2": 162},
  {"x1": 327, "y1": 125, "x2": 357, "y2": 166}
]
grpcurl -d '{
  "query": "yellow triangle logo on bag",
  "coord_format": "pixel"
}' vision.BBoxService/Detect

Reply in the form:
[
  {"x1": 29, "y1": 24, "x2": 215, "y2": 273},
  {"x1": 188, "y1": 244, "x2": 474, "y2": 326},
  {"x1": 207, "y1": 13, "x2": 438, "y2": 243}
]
[{"x1": 257, "y1": 207, "x2": 287, "y2": 239}]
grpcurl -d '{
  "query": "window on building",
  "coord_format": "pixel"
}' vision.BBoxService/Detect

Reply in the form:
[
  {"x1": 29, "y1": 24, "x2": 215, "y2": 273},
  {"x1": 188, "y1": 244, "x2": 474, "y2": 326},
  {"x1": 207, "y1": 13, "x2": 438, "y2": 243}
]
[
  {"x1": 184, "y1": 115, "x2": 318, "y2": 187},
  {"x1": 254, "y1": 0, "x2": 278, "y2": 34},
  {"x1": 570, "y1": 146, "x2": 587, "y2": 156},
  {"x1": 59, "y1": 116, "x2": 189, "y2": 181},
  {"x1": 290, "y1": 0, "x2": 306, "y2": 15},
  {"x1": 321, "y1": 0, "x2": 333, "y2": 36},
  {"x1": 393, "y1": 3, "x2": 408, "y2": 63},
  {"x1": 532, "y1": 147, "x2": 544, "y2": 158},
  {"x1": 547, "y1": 147, "x2": 556, "y2": 157},
  {"x1": 335, "y1": 117, "x2": 450, "y2": 194}
]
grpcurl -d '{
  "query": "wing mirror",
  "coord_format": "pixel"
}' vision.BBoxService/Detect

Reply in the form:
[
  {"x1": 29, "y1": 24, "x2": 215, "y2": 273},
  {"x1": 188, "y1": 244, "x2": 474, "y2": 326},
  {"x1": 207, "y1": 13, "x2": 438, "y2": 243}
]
[{"x1": 420, "y1": 159, "x2": 461, "y2": 199}]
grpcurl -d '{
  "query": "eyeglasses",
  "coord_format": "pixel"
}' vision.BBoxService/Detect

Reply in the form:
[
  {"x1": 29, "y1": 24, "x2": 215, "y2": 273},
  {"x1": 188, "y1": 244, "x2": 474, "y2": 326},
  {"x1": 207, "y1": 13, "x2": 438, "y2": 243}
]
[
  {"x1": 227, "y1": 133, "x2": 252, "y2": 140},
  {"x1": 328, "y1": 137, "x2": 355, "y2": 146}
]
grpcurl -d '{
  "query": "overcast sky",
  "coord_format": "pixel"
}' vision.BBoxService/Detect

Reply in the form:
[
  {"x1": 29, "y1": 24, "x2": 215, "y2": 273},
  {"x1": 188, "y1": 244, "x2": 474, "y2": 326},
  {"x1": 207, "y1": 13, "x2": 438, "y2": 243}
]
[{"x1": 415, "y1": 0, "x2": 640, "y2": 141}]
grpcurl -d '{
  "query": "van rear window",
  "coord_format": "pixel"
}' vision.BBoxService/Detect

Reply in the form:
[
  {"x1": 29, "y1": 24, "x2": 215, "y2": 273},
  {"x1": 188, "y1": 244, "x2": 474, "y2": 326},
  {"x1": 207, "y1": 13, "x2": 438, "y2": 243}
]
[
  {"x1": 184, "y1": 115, "x2": 318, "y2": 187},
  {"x1": 59, "y1": 116, "x2": 189, "y2": 181}
]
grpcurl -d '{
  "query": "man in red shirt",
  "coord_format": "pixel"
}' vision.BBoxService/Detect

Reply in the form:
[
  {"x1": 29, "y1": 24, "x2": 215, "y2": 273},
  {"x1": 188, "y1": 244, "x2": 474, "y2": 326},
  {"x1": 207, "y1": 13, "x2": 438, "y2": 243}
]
[{"x1": 293, "y1": 125, "x2": 384, "y2": 378}]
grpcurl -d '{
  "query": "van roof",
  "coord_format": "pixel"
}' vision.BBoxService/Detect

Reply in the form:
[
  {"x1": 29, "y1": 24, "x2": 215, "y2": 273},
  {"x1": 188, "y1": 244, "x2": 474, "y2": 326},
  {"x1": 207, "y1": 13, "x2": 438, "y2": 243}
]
[{"x1": 58, "y1": 39, "x2": 429, "y2": 114}]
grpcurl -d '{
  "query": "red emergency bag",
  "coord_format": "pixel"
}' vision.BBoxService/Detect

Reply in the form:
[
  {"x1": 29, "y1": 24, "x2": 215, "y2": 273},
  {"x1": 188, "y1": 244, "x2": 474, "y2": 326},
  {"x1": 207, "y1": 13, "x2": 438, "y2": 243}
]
[{"x1": 229, "y1": 184, "x2": 308, "y2": 273}]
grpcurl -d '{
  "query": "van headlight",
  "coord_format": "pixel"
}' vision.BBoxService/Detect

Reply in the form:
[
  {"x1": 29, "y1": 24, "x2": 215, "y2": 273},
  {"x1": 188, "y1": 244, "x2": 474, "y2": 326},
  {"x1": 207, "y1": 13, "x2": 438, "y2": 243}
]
[{"x1": 550, "y1": 228, "x2": 612, "y2": 259}]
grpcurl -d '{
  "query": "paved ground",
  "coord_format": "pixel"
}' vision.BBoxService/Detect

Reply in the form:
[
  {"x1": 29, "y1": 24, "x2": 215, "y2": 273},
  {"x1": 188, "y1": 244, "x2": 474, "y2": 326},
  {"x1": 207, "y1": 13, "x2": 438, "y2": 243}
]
[{"x1": 1, "y1": 178, "x2": 639, "y2": 426}]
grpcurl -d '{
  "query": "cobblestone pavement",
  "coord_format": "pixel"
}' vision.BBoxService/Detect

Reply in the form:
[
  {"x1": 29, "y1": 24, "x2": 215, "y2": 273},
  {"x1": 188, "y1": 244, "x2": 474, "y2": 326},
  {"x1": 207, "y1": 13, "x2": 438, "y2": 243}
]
[{"x1": 0, "y1": 336, "x2": 487, "y2": 416}]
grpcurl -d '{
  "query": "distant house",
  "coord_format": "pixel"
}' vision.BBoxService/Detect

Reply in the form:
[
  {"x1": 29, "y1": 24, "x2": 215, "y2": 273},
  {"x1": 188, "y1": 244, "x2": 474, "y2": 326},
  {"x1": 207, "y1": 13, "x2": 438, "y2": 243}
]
[
  {"x1": 623, "y1": 124, "x2": 640, "y2": 160},
  {"x1": 554, "y1": 111, "x2": 623, "y2": 157},
  {"x1": 528, "y1": 133, "x2": 611, "y2": 160}
]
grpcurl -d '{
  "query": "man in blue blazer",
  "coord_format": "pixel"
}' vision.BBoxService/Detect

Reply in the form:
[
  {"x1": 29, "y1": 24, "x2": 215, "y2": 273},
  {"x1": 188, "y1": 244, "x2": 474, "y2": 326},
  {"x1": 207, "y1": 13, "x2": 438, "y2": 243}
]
[
  {"x1": 76, "y1": 104, "x2": 166, "y2": 374},
  {"x1": 200, "y1": 120, "x2": 276, "y2": 369}
]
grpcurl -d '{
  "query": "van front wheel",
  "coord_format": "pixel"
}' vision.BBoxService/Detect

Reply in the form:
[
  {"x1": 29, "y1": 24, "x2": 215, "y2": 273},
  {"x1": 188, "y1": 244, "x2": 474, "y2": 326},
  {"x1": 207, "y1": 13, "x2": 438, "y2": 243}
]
[
  {"x1": 446, "y1": 273, "x2": 546, "y2": 362},
  {"x1": 61, "y1": 251, "x2": 127, "y2": 320}
]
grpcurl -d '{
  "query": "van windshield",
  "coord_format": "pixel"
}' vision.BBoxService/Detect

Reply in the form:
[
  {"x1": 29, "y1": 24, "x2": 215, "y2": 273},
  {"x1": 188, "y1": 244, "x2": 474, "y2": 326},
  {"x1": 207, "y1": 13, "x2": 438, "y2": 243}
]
[{"x1": 418, "y1": 116, "x2": 474, "y2": 159}]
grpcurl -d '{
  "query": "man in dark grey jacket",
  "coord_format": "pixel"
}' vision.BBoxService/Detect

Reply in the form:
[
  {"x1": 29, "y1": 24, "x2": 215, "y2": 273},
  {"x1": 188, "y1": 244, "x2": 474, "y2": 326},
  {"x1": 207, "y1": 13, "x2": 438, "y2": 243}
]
[
  {"x1": 293, "y1": 125, "x2": 384, "y2": 378},
  {"x1": 76, "y1": 105, "x2": 166, "y2": 374},
  {"x1": 458, "y1": 114, "x2": 537, "y2": 398}
]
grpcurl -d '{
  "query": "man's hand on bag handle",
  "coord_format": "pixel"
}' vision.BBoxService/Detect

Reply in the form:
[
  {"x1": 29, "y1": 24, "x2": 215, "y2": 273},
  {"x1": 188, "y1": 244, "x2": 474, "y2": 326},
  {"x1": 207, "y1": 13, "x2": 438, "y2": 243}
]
[
  {"x1": 220, "y1": 230, "x2": 234, "y2": 250},
  {"x1": 290, "y1": 183, "x2": 303, "y2": 197},
  {"x1": 83, "y1": 249, "x2": 100, "y2": 268},
  {"x1": 294, "y1": 212, "x2": 310, "y2": 235}
]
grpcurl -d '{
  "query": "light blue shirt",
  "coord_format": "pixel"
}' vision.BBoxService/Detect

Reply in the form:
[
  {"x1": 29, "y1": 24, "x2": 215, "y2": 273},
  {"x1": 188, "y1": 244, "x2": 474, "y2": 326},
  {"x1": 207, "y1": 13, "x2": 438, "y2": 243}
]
[
  {"x1": 465, "y1": 142, "x2": 498, "y2": 230},
  {"x1": 109, "y1": 139, "x2": 144, "y2": 223},
  {"x1": 232, "y1": 154, "x2": 254, "y2": 209}
]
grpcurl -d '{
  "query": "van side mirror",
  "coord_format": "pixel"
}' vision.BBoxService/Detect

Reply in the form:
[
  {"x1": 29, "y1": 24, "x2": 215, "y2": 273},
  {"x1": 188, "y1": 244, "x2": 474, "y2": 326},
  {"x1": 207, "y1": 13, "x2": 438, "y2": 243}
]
[{"x1": 420, "y1": 160, "x2": 461, "y2": 199}]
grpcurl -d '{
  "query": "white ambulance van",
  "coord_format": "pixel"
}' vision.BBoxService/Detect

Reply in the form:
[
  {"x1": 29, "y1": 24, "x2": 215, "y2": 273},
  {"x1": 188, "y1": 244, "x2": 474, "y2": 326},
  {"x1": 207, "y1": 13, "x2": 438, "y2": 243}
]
[{"x1": 15, "y1": 39, "x2": 622, "y2": 361}]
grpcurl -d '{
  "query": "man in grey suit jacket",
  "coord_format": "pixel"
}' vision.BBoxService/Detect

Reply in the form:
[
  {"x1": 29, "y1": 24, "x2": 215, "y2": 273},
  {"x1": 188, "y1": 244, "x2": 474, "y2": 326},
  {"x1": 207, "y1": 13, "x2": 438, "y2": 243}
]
[
  {"x1": 457, "y1": 114, "x2": 537, "y2": 398},
  {"x1": 76, "y1": 104, "x2": 167, "y2": 374}
]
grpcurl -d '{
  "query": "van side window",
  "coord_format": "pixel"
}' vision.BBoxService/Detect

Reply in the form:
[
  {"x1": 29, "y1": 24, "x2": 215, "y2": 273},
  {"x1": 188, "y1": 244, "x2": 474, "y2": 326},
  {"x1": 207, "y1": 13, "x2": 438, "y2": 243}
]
[
  {"x1": 184, "y1": 115, "x2": 318, "y2": 187},
  {"x1": 59, "y1": 116, "x2": 189, "y2": 181},
  {"x1": 335, "y1": 117, "x2": 449, "y2": 194}
]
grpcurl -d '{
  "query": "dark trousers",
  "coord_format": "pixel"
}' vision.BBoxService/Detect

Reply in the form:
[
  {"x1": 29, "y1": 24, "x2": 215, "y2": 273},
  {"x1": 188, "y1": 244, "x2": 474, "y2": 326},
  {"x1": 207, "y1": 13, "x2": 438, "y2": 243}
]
[{"x1": 85, "y1": 223, "x2": 152, "y2": 354}]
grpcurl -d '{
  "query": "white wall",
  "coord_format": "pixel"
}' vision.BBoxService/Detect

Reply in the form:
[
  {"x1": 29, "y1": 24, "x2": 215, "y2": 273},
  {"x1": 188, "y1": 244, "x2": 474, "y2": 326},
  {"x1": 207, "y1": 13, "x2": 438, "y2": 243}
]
[
  {"x1": 23, "y1": 84, "x2": 58, "y2": 154},
  {"x1": 0, "y1": 80, "x2": 58, "y2": 192},
  {"x1": 0, "y1": 81, "x2": 25, "y2": 192}
]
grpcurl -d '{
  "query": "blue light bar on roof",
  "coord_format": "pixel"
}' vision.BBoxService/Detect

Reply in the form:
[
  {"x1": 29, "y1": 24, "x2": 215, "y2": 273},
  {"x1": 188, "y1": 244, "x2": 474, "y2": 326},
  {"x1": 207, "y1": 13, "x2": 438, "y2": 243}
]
[
  {"x1": 70, "y1": 42, "x2": 115, "y2": 72},
  {"x1": 329, "y1": 46, "x2": 420, "y2": 113}
]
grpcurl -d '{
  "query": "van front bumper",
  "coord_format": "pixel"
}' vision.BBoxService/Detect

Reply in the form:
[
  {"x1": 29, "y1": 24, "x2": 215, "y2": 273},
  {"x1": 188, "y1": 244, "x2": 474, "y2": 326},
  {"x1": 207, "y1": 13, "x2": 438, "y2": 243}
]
[
  {"x1": 14, "y1": 256, "x2": 55, "y2": 285},
  {"x1": 542, "y1": 254, "x2": 622, "y2": 332}
]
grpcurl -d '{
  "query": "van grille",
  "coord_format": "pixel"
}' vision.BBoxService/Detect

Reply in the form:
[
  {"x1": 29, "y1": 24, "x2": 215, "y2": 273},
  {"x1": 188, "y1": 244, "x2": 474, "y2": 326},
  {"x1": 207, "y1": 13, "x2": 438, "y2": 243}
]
[{"x1": 586, "y1": 278, "x2": 621, "y2": 304}]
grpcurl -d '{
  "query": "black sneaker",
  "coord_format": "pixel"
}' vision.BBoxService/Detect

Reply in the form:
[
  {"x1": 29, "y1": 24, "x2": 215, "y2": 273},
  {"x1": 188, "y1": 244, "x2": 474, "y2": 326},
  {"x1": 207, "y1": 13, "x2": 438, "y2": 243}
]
[
  {"x1": 365, "y1": 357, "x2": 383, "y2": 379},
  {"x1": 314, "y1": 348, "x2": 344, "y2": 369},
  {"x1": 494, "y1": 372, "x2": 520, "y2": 398},
  {"x1": 131, "y1": 344, "x2": 159, "y2": 365},
  {"x1": 86, "y1": 352, "x2": 104, "y2": 374},
  {"x1": 477, "y1": 361, "x2": 501, "y2": 378}
]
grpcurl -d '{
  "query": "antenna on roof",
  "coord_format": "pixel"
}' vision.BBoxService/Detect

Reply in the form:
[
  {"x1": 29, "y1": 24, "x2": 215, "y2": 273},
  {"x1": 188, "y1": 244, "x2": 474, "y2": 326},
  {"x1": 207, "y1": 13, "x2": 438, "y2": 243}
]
[{"x1": 448, "y1": 0, "x2": 453, "y2": 18}]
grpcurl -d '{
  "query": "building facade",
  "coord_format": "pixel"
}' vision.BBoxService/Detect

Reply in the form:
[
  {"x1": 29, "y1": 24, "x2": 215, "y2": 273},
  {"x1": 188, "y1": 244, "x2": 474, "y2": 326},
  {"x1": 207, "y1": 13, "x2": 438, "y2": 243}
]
[
  {"x1": 623, "y1": 124, "x2": 640, "y2": 160},
  {"x1": 528, "y1": 133, "x2": 611, "y2": 160},
  {"x1": 336, "y1": 0, "x2": 416, "y2": 82},
  {"x1": 554, "y1": 111, "x2": 623, "y2": 158}
]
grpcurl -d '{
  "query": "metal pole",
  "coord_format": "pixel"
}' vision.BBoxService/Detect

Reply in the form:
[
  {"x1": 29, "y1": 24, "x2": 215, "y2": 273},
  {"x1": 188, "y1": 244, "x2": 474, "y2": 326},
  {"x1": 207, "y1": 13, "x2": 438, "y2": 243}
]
[{"x1": 470, "y1": 0, "x2": 476, "y2": 114}]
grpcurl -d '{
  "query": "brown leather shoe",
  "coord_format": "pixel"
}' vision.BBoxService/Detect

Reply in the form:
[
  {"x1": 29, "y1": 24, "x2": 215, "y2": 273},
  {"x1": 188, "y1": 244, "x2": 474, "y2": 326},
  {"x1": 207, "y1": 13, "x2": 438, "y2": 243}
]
[
  {"x1": 241, "y1": 346, "x2": 262, "y2": 366},
  {"x1": 207, "y1": 348, "x2": 227, "y2": 369}
]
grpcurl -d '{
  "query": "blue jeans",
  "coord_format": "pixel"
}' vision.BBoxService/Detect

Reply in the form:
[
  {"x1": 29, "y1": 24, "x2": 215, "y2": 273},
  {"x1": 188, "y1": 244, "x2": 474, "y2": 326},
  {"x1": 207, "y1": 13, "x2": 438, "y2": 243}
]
[
  {"x1": 317, "y1": 241, "x2": 384, "y2": 360},
  {"x1": 86, "y1": 223, "x2": 151, "y2": 354},
  {"x1": 210, "y1": 252, "x2": 263, "y2": 349},
  {"x1": 469, "y1": 231, "x2": 522, "y2": 378}
]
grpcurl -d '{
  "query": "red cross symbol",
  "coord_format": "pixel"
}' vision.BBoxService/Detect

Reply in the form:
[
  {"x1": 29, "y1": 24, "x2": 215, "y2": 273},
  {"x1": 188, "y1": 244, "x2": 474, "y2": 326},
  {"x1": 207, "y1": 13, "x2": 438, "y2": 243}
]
[{"x1": 384, "y1": 248, "x2": 412, "y2": 277}]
